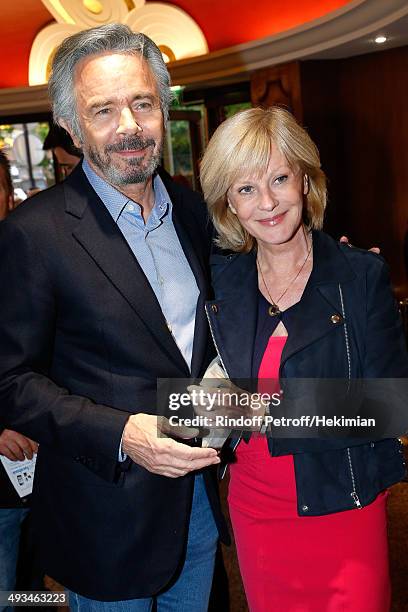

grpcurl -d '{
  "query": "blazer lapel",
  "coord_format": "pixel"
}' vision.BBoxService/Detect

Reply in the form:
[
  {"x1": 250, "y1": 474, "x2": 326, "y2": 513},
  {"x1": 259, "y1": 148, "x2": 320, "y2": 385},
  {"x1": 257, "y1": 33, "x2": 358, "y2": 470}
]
[{"x1": 64, "y1": 167, "x2": 190, "y2": 375}]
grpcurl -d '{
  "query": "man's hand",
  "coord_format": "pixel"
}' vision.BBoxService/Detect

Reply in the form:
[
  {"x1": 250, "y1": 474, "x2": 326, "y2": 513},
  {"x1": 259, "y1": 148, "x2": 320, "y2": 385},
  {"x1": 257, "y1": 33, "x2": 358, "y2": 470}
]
[
  {"x1": 122, "y1": 414, "x2": 220, "y2": 478},
  {"x1": 339, "y1": 235, "x2": 380, "y2": 254},
  {"x1": 0, "y1": 429, "x2": 38, "y2": 461},
  {"x1": 187, "y1": 381, "x2": 266, "y2": 425}
]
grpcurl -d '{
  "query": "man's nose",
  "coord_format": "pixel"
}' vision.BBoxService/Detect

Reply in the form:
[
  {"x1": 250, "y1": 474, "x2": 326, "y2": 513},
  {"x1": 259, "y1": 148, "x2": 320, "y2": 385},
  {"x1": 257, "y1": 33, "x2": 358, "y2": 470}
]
[{"x1": 116, "y1": 107, "x2": 142, "y2": 135}]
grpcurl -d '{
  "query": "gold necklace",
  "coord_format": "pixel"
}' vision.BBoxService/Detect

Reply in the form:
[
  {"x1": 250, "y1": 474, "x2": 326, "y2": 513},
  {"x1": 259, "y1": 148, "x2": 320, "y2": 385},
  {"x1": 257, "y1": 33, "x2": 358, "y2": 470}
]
[{"x1": 257, "y1": 233, "x2": 313, "y2": 317}]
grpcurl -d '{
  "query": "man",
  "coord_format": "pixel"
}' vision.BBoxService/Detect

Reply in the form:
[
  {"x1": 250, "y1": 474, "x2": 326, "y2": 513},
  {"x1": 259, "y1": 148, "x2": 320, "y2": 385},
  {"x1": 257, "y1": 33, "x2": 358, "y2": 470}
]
[
  {"x1": 0, "y1": 150, "x2": 39, "y2": 610},
  {"x1": 43, "y1": 124, "x2": 81, "y2": 180},
  {"x1": 0, "y1": 25, "x2": 227, "y2": 611}
]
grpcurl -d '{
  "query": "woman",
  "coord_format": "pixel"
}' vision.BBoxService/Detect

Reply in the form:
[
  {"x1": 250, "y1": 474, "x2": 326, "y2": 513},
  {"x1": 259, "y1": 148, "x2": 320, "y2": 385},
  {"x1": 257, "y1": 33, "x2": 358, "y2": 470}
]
[{"x1": 199, "y1": 107, "x2": 408, "y2": 611}]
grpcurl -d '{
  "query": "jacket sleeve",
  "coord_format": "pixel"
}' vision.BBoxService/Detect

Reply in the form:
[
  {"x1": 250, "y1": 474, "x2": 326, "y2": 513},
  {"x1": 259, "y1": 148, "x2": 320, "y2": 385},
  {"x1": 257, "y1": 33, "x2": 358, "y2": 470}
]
[
  {"x1": 0, "y1": 219, "x2": 130, "y2": 482},
  {"x1": 363, "y1": 257, "x2": 408, "y2": 376},
  {"x1": 360, "y1": 257, "x2": 408, "y2": 437}
]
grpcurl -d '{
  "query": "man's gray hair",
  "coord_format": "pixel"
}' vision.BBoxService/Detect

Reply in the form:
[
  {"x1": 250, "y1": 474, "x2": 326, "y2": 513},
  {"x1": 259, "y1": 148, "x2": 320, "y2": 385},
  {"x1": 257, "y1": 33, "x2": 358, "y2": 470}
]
[{"x1": 48, "y1": 23, "x2": 174, "y2": 139}]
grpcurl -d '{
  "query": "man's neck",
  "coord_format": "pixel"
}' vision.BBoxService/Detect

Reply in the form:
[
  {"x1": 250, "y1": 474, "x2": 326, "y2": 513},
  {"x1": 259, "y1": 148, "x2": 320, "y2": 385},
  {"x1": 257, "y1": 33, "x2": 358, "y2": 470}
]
[
  {"x1": 85, "y1": 158, "x2": 155, "y2": 222},
  {"x1": 118, "y1": 180, "x2": 155, "y2": 222}
]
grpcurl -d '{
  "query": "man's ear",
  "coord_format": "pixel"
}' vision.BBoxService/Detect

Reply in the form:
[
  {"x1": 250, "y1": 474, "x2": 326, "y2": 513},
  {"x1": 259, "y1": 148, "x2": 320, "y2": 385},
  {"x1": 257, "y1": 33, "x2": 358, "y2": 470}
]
[{"x1": 59, "y1": 120, "x2": 81, "y2": 150}]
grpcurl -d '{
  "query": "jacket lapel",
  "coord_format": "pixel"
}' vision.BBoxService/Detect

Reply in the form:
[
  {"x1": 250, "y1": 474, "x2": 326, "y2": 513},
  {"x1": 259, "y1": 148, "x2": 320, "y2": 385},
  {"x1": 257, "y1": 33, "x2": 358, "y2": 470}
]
[
  {"x1": 279, "y1": 231, "x2": 357, "y2": 368},
  {"x1": 207, "y1": 253, "x2": 258, "y2": 379},
  {"x1": 64, "y1": 166, "x2": 190, "y2": 375}
]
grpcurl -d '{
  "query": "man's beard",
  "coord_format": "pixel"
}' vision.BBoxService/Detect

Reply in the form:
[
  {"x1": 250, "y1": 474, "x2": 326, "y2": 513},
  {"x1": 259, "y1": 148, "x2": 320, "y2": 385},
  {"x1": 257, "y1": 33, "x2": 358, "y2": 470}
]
[{"x1": 86, "y1": 136, "x2": 162, "y2": 185}]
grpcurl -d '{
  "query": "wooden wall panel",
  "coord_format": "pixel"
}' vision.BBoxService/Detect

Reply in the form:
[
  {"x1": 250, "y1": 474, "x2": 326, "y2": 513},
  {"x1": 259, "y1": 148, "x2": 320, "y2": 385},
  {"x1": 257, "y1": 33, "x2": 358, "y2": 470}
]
[
  {"x1": 251, "y1": 62, "x2": 303, "y2": 121},
  {"x1": 301, "y1": 47, "x2": 408, "y2": 296}
]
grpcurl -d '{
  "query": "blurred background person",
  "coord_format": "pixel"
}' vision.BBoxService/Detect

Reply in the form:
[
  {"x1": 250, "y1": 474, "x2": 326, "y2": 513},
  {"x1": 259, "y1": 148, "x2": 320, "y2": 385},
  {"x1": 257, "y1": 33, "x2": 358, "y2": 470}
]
[{"x1": 42, "y1": 124, "x2": 81, "y2": 181}]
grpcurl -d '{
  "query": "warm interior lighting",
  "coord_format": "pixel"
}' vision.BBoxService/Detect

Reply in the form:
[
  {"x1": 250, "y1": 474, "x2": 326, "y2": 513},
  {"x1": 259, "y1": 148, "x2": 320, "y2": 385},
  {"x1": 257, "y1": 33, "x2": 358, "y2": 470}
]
[
  {"x1": 159, "y1": 45, "x2": 176, "y2": 63},
  {"x1": 375, "y1": 35, "x2": 387, "y2": 44},
  {"x1": 82, "y1": 0, "x2": 103, "y2": 15},
  {"x1": 29, "y1": 0, "x2": 208, "y2": 85}
]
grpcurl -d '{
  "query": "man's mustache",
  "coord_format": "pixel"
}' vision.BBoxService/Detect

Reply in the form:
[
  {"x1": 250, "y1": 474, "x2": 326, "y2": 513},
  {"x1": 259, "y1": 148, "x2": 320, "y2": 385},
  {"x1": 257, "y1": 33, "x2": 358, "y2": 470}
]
[{"x1": 105, "y1": 137, "x2": 156, "y2": 153}]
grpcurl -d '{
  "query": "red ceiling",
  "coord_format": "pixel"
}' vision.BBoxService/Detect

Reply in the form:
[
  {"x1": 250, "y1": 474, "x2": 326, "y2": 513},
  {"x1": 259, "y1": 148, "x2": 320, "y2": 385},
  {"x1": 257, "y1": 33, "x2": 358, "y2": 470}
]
[
  {"x1": 0, "y1": 0, "x2": 353, "y2": 88},
  {"x1": 162, "y1": 0, "x2": 353, "y2": 50}
]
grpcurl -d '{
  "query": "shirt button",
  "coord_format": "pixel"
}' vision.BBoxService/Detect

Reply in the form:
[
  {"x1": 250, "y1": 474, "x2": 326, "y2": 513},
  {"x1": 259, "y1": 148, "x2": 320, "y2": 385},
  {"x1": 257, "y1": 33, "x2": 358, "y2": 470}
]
[
  {"x1": 331, "y1": 314, "x2": 342, "y2": 324},
  {"x1": 301, "y1": 504, "x2": 309, "y2": 512},
  {"x1": 167, "y1": 322, "x2": 172, "y2": 333},
  {"x1": 126, "y1": 203, "x2": 135, "y2": 212}
]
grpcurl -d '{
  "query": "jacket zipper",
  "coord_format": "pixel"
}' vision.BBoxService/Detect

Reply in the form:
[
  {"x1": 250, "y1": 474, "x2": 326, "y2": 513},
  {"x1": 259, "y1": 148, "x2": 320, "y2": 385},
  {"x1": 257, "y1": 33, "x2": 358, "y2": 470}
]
[
  {"x1": 346, "y1": 447, "x2": 362, "y2": 508},
  {"x1": 339, "y1": 284, "x2": 362, "y2": 509}
]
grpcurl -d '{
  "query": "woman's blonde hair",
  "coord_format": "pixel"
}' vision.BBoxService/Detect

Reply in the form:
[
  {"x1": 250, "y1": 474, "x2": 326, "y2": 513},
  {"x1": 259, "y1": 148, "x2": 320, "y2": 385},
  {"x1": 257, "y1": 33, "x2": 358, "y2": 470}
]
[{"x1": 200, "y1": 106, "x2": 327, "y2": 252}]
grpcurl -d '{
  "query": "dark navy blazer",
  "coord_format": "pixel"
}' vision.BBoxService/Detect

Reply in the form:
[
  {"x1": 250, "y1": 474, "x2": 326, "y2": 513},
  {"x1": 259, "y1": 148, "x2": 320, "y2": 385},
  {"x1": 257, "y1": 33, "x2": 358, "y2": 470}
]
[
  {"x1": 207, "y1": 231, "x2": 408, "y2": 516},
  {"x1": 0, "y1": 165, "x2": 227, "y2": 599}
]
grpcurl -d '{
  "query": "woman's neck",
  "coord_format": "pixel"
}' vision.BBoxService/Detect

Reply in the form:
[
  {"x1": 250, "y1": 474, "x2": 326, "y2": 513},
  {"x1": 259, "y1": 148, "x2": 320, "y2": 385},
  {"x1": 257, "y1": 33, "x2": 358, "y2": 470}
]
[{"x1": 257, "y1": 225, "x2": 312, "y2": 276}]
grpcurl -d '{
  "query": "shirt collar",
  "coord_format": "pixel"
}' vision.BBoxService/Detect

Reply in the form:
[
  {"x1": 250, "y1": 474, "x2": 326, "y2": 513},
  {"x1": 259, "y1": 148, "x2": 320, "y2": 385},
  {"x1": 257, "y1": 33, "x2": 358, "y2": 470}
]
[{"x1": 82, "y1": 158, "x2": 171, "y2": 225}]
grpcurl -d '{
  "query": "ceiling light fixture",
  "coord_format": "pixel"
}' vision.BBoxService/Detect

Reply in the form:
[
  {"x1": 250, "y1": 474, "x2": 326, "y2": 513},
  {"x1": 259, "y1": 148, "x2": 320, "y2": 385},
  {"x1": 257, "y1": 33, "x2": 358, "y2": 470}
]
[{"x1": 375, "y1": 35, "x2": 387, "y2": 44}]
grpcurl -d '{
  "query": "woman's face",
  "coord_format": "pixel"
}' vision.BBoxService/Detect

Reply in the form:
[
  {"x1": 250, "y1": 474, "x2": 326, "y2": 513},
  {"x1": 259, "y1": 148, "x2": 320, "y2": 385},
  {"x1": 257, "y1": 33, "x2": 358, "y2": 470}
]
[{"x1": 227, "y1": 146, "x2": 307, "y2": 248}]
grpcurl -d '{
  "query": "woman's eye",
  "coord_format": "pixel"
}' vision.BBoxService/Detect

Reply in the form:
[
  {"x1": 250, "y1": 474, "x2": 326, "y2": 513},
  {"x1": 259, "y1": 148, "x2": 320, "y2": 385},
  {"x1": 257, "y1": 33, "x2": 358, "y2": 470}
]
[
  {"x1": 274, "y1": 175, "x2": 288, "y2": 185},
  {"x1": 238, "y1": 185, "x2": 254, "y2": 194}
]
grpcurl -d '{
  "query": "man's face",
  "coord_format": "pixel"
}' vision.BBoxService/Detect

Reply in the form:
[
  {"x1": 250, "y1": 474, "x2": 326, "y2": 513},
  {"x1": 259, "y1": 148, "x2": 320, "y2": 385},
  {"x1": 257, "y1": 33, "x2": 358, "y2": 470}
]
[
  {"x1": 68, "y1": 52, "x2": 164, "y2": 186},
  {"x1": 0, "y1": 166, "x2": 13, "y2": 221}
]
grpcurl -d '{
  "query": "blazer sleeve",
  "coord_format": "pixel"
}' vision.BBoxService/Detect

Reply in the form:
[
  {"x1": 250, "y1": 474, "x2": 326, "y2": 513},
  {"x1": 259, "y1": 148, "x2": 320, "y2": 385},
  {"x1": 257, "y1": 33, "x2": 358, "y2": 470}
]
[{"x1": 0, "y1": 219, "x2": 130, "y2": 483}]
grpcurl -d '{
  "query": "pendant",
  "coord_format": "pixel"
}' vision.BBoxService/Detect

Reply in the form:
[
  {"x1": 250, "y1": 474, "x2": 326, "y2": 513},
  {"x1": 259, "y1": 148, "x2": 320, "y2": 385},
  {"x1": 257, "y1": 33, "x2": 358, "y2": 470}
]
[{"x1": 268, "y1": 304, "x2": 281, "y2": 317}]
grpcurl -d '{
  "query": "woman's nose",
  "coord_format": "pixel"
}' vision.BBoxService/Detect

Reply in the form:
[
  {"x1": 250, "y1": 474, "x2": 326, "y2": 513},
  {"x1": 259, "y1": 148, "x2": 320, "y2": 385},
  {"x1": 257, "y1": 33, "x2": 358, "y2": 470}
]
[{"x1": 258, "y1": 187, "x2": 278, "y2": 211}]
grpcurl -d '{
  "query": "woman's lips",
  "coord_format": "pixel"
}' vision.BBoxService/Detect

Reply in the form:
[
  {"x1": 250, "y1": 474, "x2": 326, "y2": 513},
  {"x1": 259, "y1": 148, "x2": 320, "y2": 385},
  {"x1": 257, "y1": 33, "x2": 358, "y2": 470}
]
[{"x1": 257, "y1": 212, "x2": 286, "y2": 226}]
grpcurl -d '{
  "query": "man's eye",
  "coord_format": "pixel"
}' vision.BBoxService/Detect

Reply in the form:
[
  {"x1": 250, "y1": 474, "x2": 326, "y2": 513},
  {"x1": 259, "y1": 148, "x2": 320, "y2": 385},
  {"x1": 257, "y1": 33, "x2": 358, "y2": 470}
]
[
  {"x1": 238, "y1": 185, "x2": 254, "y2": 194},
  {"x1": 274, "y1": 175, "x2": 288, "y2": 184},
  {"x1": 135, "y1": 102, "x2": 154, "y2": 113},
  {"x1": 96, "y1": 108, "x2": 111, "y2": 116}
]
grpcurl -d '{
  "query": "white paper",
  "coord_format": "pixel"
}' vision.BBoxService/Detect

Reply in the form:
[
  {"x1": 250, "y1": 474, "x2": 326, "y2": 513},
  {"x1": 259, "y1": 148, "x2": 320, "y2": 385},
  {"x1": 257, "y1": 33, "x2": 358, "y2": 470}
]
[{"x1": 0, "y1": 453, "x2": 37, "y2": 497}]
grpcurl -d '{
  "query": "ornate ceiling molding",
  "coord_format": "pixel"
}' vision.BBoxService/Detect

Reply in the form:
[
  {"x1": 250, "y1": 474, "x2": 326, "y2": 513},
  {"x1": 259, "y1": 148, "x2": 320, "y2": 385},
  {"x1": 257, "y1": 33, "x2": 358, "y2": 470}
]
[
  {"x1": 29, "y1": 0, "x2": 208, "y2": 85},
  {"x1": 2, "y1": 0, "x2": 407, "y2": 117}
]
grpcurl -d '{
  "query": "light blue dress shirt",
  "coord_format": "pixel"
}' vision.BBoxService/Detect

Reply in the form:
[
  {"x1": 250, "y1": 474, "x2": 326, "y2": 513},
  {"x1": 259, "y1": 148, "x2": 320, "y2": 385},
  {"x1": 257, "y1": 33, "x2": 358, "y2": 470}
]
[{"x1": 82, "y1": 159, "x2": 199, "y2": 371}]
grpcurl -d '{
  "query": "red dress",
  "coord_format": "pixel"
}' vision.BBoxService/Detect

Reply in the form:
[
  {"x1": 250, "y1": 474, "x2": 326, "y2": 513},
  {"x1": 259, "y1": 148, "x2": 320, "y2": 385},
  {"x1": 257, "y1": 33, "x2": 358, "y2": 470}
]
[{"x1": 228, "y1": 335, "x2": 391, "y2": 612}]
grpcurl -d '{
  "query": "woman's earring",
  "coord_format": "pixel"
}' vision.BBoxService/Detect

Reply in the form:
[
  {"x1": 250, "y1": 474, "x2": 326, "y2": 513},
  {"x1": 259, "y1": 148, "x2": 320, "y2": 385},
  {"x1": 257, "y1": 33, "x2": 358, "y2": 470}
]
[{"x1": 303, "y1": 175, "x2": 310, "y2": 195}]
